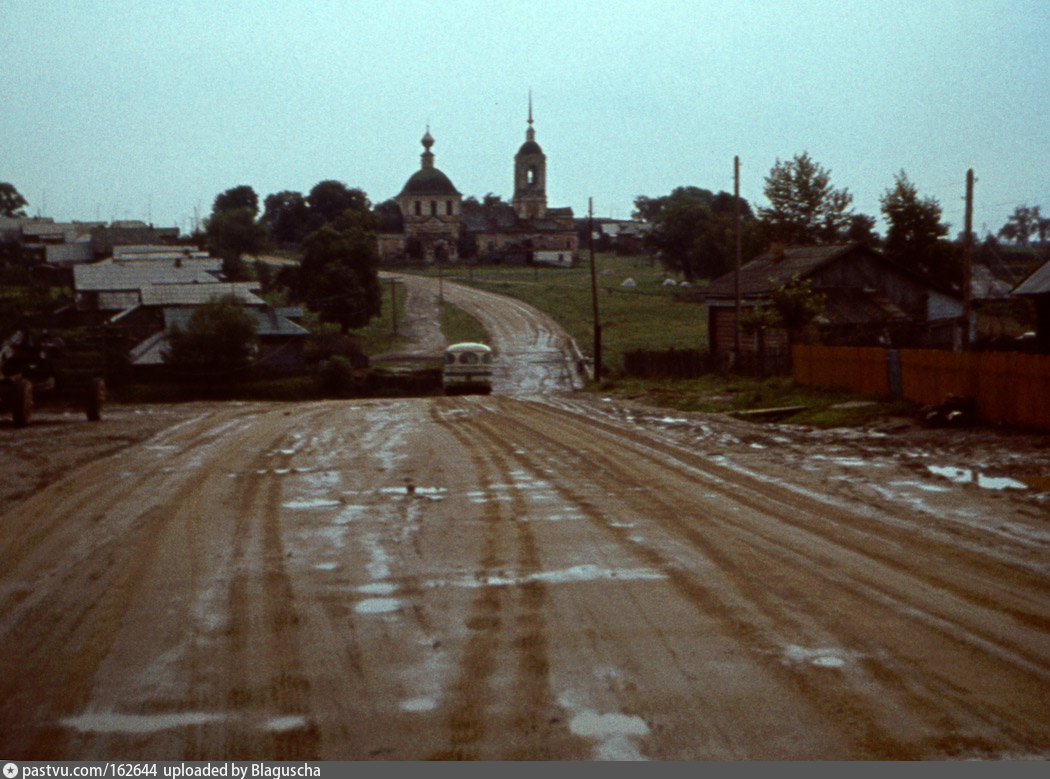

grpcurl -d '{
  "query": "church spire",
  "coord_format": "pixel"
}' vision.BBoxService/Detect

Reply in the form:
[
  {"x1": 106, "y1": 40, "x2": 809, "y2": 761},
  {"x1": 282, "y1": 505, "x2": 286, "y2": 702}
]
[{"x1": 526, "y1": 90, "x2": 535, "y2": 142}]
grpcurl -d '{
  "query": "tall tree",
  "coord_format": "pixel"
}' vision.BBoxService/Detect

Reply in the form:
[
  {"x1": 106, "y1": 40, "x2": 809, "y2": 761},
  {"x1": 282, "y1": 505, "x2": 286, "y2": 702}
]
[
  {"x1": 373, "y1": 199, "x2": 404, "y2": 233},
  {"x1": 879, "y1": 171, "x2": 958, "y2": 288},
  {"x1": 299, "y1": 222, "x2": 382, "y2": 333},
  {"x1": 0, "y1": 183, "x2": 28, "y2": 217},
  {"x1": 998, "y1": 205, "x2": 1043, "y2": 247},
  {"x1": 262, "y1": 190, "x2": 310, "y2": 245},
  {"x1": 306, "y1": 181, "x2": 370, "y2": 229},
  {"x1": 205, "y1": 207, "x2": 269, "y2": 280},
  {"x1": 639, "y1": 186, "x2": 760, "y2": 282},
  {"x1": 759, "y1": 152, "x2": 854, "y2": 245},
  {"x1": 212, "y1": 185, "x2": 259, "y2": 215}
]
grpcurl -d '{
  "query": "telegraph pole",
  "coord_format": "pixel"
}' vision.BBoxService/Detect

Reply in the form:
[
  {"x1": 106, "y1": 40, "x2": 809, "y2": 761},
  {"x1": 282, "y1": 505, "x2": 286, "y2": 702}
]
[
  {"x1": 962, "y1": 169, "x2": 974, "y2": 350},
  {"x1": 734, "y1": 156, "x2": 742, "y2": 365},
  {"x1": 588, "y1": 198, "x2": 602, "y2": 381}
]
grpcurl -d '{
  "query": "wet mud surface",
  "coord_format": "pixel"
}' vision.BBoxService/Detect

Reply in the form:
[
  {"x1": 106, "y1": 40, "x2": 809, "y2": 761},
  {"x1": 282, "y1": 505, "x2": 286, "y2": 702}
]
[{"x1": 1, "y1": 395, "x2": 1049, "y2": 760}]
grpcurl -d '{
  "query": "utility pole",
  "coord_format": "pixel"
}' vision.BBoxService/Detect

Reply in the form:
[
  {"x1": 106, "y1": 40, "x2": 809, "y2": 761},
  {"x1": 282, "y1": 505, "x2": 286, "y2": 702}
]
[
  {"x1": 734, "y1": 156, "x2": 742, "y2": 366},
  {"x1": 588, "y1": 197, "x2": 602, "y2": 381},
  {"x1": 962, "y1": 169, "x2": 975, "y2": 350}
]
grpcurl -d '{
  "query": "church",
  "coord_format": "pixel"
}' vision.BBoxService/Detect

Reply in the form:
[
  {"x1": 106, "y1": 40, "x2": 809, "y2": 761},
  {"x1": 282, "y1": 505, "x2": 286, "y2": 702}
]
[{"x1": 378, "y1": 101, "x2": 578, "y2": 266}]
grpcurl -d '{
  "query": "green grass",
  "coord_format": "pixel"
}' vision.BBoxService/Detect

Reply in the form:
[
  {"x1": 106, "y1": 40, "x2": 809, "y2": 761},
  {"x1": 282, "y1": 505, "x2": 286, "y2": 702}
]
[
  {"x1": 596, "y1": 374, "x2": 920, "y2": 428},
  {"x1": 348, "y1": 277, "x2": 413, "y2": 356},
  {"x1": 441, "y1": 302, "x2": 489, "y2": 345}
]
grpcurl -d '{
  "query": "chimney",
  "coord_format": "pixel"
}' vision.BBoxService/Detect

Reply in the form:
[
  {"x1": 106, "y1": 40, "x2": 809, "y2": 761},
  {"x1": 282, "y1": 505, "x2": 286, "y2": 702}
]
[{"x1": 769, "y1": 242, "x2": 786, "y2": 264}]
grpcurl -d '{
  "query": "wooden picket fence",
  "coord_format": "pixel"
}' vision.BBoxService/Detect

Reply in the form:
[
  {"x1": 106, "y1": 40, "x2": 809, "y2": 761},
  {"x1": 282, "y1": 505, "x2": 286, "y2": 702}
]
[{"x1": 792, "y1": 344, "x2": 1050, "y2": 432}]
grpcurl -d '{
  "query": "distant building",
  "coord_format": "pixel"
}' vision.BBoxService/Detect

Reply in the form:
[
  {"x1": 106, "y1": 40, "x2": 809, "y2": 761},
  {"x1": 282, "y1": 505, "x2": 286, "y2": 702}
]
[
  {"x1": 0, "y1": 216, "x2": 180, "y2": 269},
  {"x1": 380, "y1": 99, "x2": 578, "y2": 265}
]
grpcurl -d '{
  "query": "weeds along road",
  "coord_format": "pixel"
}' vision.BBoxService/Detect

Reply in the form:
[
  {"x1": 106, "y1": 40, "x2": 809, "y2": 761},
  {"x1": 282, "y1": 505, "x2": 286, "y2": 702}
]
[{"x1": 1, "y1": 394, "x2": 1049, "y2": 760}]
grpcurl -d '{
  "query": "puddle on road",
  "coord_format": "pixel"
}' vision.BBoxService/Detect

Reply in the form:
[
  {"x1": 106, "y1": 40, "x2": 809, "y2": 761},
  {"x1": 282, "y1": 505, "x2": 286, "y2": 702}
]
[
  {"x1": 358, "y1": 582, "x2": 397, "y2": 596},
  {"x1": 436, "y1": 564, "x2": 665, "y2": 590},
  {"x1": 782, "y1": 645, "x2": 849, "y2": 668},
  {"x1": 62, "y1": 711, "x2": 225, "y2": 733},
  {"x1": 355, "y1": 597, "x2": 400, "y2": 614},
  {"x1": 558, "y1": 692, "x2": 649, "y2": 761},
  {"x1": 282, "y1": 498, "x2": 342, "y2": 510},
  {"x1": 265, "y1": 715, "x2": 309, "y2": 732},
  {"x1": 62, "y1": 711, "x2": 317, "y2": 736},
  {"x1": 927, "y1": 465, "x2": 1027, "y2": 490},
  {"x1": 399, "y1": 696, "x2": 438, "y2": 713}
]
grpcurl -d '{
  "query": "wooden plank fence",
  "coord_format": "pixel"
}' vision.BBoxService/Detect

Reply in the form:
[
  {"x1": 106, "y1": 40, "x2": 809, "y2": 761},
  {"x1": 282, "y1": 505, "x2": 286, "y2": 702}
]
[{"x1": 793, "y1": 345, "x2": 1050, "y2": 432}]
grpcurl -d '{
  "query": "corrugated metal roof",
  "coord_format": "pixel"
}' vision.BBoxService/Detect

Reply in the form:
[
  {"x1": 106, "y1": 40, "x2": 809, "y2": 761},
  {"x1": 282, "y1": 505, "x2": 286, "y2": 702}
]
[
  {"x1": 141, "y1": 283, "x2": 263, "y2": 306},
  {"x1": 1013, "y1": 258, "x2": 1050, "y2": 296},
  {"x1": 74, "y1": 259, "x2": 223, "y2": 290},
  {"x1": 163, "y1": 306, "x2": 308, "y2": 336}
]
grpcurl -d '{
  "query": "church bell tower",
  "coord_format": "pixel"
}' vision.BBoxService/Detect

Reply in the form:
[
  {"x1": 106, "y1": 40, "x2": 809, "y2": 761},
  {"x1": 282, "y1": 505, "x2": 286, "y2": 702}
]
[{"x1": 513, "y1": 92, "x2": 547, "y2": 220}]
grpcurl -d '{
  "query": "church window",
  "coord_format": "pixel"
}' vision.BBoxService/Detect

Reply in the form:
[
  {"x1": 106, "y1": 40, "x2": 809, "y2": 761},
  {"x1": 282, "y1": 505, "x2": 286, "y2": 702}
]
[
  {"x1": 414, "y1": 201, "x2": 421, "y2": 216},
  {"x1": 527, "y1": 167, "x2": 536, "y2": 186},
  {"x1": 446, "y1": 200, "x2": 453, "y2": 215},
  {"x1": 431, "y1": 200, "x2": 437, "y2": 216}
]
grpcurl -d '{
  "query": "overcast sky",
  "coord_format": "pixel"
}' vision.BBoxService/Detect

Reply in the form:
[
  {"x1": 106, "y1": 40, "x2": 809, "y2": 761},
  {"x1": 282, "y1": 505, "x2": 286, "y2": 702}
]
[{"x1": 3, "y1": 0, "x2": 1048, "y2": 240}]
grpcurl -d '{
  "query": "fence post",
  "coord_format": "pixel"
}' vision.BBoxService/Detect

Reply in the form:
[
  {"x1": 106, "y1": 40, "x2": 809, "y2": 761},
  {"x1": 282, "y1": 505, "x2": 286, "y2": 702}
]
[{"x1": 887, "y1": 349, "x2": 902, "y2": 400}]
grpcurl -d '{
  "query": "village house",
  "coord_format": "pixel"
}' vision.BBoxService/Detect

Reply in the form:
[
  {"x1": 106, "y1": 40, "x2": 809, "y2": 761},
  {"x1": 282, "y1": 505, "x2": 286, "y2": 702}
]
[
  {"x1": 71, "y1": 254, "x2": 307, "y2": 370},
  {"x1": 1012, "y1": 258, "x2": 1050, "y2": 353},
  {"x1": 703, "y1": 243, "x2": 965, "y2": 366}
]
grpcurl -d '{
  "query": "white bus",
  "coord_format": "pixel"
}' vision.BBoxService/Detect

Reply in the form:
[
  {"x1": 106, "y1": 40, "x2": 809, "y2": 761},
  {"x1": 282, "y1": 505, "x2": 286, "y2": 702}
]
[{"x1": 442, "y1": 342, "x2": 494, "y2": 395}]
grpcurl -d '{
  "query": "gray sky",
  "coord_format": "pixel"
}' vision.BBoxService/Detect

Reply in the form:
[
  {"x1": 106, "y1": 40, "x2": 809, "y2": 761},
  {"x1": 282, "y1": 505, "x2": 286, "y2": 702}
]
[{"x1": 3, "y1": 0, "x2": 1048, "y2": 240}]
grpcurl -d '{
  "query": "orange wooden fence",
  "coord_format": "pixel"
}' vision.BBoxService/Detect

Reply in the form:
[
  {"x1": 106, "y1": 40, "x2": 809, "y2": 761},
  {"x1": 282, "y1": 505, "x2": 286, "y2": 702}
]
[{"x1": 792, "y1": 345, "x2": 1050, "y2": 432}]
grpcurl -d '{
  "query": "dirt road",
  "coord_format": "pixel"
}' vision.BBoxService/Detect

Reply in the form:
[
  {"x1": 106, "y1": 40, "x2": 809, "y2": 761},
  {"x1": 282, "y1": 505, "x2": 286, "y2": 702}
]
[{"x1": 2, "y1": 394, "x2": 1049, "y2": 760}]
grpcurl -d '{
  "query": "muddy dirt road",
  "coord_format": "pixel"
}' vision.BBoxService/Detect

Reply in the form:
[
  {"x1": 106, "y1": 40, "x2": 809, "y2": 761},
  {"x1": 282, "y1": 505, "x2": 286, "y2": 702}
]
[{"x1": 2, "y1": 395, "x2": 1049, "y2": 760}]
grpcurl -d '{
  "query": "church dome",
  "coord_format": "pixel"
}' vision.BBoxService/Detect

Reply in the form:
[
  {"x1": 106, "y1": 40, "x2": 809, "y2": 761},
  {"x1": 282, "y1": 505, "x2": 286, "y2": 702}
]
[
  {"x1": 399, "y1": 167, "x2": 460, "y2": 196},
  {"x1": 398, "y1": 127, "x2": 461, "y2": 197},
  {"x1": 517, "y1": 139, "x2": 543, "y2": 156}
]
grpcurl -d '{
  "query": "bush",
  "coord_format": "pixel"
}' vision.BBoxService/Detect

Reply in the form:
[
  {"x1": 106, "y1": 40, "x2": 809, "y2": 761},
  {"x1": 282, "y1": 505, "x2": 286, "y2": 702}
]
[{"x1": 320, "y1": 355, "x2": 360, "y2": 397}]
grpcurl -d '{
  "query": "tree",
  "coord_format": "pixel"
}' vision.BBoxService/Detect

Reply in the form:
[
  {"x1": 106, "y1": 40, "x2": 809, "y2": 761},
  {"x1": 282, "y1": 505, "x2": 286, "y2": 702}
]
[
  {"x1": 262, "y1": 190, "x2": 310, "y2": 245},
  {"x1": 759, "y1": 152, "x2": 854, "y2": 244},
  {"x1": 306, "y1": 180, "x2": 370, "y2": 229},
  {"x1": 205, "y1": 206, "x2": 269, "y2": 280},
  {"x1": 638, "y1": 186, "x2": 760, "y2": 282},
  {"x1": 0, "y1": 183, "x2": 28, "y2": 217},
  {"x1": 373, "y1": 199, "x2": 404, "y2": 233},
  {"x1": 164, "y1": 296, "x2": 258, "y2": 380},
  {"x1": 212, "y1": 185, "x2": 259, "y2": 215},
  {"x1": 880, "y1": 171, "x2": 958, "y2": 288},
  {"x1": 998, "y1": 205, "x2": 1044, "y2": 247},
  {"x1": 299, "y1": 223, "x2": 382, "y2": 333},
  {"x1": 768, "y1": 273, "x2": 826, "y2": 342}
]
